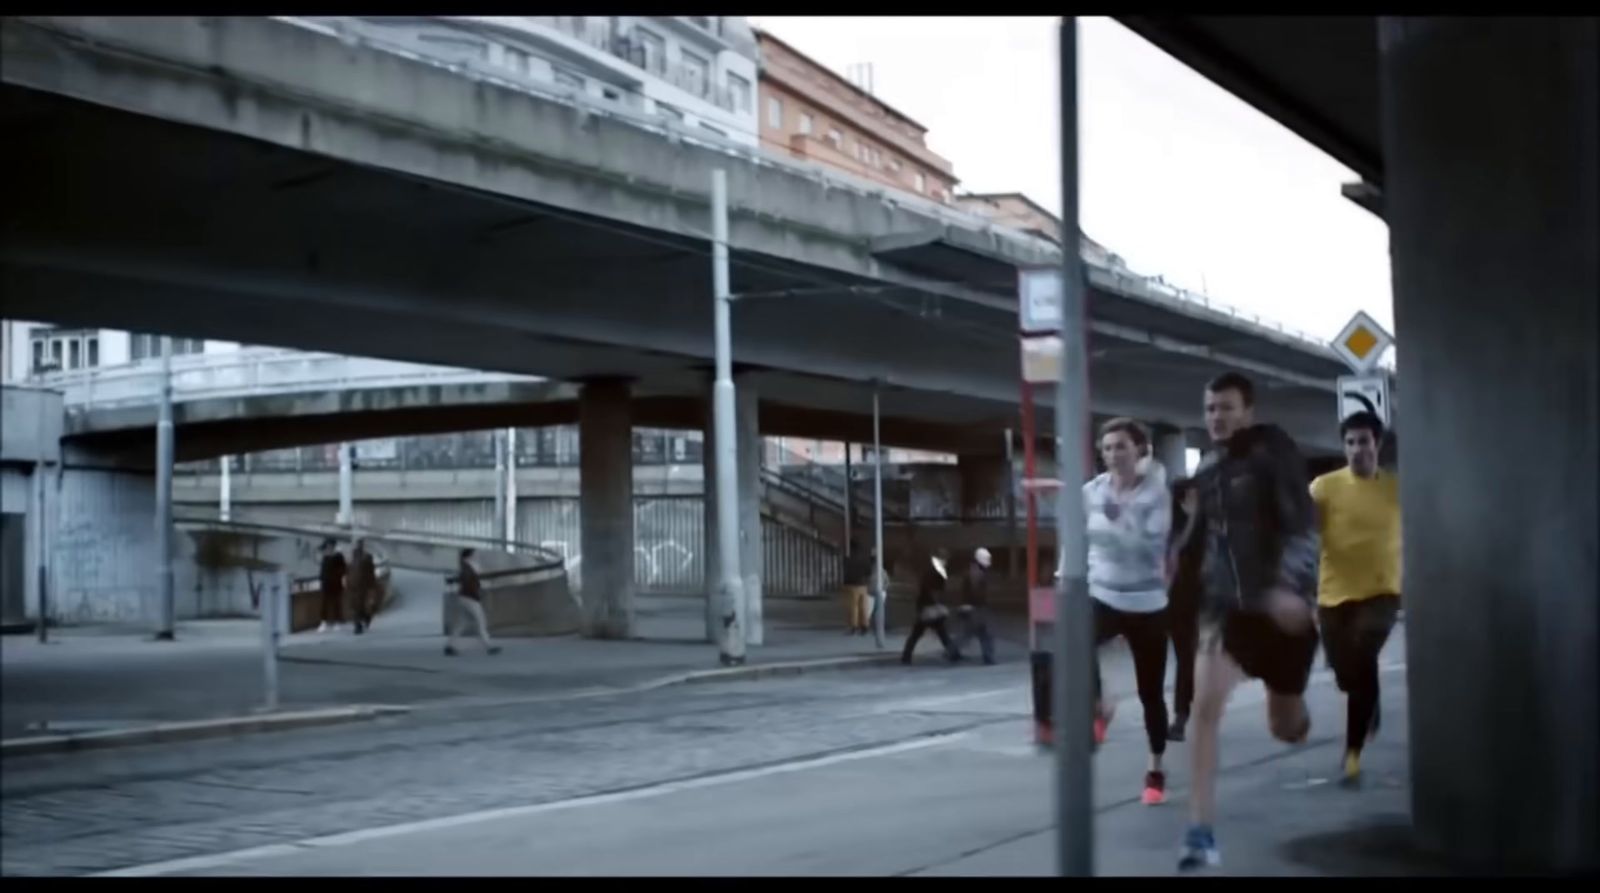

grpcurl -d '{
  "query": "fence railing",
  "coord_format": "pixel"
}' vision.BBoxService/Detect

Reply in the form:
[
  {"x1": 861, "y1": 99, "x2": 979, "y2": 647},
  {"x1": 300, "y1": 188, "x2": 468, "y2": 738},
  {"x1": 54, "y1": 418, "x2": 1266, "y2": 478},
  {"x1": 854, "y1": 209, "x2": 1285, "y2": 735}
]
[{"x1": 35, "y1": 347, "x2": 539, "y2": 413}]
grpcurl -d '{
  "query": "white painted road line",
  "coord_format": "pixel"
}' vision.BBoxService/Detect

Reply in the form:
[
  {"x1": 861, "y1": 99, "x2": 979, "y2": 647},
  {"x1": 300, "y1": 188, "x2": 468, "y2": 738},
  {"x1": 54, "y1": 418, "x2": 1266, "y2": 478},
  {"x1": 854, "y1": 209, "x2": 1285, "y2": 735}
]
[{"x1": 91, "y1": 731, "x2": 972, "y2": 878}]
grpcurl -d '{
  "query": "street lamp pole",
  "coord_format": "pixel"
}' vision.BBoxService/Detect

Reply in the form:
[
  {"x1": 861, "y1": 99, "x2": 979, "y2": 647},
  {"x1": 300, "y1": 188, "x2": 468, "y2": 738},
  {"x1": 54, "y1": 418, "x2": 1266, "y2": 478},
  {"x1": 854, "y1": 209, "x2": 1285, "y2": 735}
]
[
  {"x1": 1053, "y1": 15, "x2": 1095, "y2": 877},
  {"x1": 155, "y1": 335, "x2": 176, "y2": 641},
  {"x1": 710, "y1": 168, "x2": 747, "y2": 666},
  {"x1": 871, "y1": 386, "x2": 886, "y2": 649}
]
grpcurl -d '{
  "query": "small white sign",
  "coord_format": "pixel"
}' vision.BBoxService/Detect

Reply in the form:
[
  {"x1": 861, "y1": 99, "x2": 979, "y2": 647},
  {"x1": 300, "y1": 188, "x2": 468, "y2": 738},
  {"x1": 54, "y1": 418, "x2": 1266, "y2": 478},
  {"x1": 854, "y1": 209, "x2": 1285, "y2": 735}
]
[
  {"x1": 1020, "y1": 334, "x2": 1062, "y2": 384},
  {"x1": 1337, "y1": 374, "x2": 1390, "y2": 427},
  {"x1": 1330, "y1": 310, "x2": 1394, "y2": 373},
  {"x1": 1018, "y1": 267, "x2": 1063, "y2": 334}
]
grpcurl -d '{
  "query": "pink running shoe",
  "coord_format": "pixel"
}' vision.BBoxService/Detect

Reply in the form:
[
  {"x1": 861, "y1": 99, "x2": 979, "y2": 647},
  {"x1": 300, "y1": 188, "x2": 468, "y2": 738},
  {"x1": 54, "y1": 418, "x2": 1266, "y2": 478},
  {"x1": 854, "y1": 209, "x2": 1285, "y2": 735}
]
[{"x1": 1142, "y1": 770, "x2": 1167, "y2": 805}]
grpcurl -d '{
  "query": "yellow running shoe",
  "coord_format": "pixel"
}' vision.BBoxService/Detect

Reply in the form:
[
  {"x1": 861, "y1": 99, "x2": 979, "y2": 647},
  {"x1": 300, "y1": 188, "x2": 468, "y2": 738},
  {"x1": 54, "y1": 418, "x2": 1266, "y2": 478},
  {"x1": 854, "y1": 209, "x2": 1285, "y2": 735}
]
[{"x1": 1342, "y1": 750, "x2": 1362, "y2": 785}]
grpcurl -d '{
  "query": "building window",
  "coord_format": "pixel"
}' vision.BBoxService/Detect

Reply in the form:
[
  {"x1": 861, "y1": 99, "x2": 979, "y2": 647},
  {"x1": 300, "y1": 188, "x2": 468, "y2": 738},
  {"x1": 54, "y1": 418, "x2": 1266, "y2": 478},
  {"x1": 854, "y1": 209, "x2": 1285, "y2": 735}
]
[
  {"x1": 502, "y1": 46, "x2": 531, "y2": 75},
  {"x1": 554, "y1": 68, "x2": 584, "y2": 92},
  {"x1": 87, "y1": 337, "x2": 99, "y2": 368},
  {"x1": 129, "y1": 333, "x2": 203, "y2": 361},
  {"x1": 766, "y1": 96, "x2": 782, "y2": 129},
  {"x1": 602, "y1": 86, "x2": 621, "y2": 102},
  {"x1": 798, "y1": 112, "x2": 813, "y2": 135},
  {"x1": 30, "y1": 340, "x2": 43, "y2": 373},
  {"x1": 827, "y1": 128, "x2": 843, "y2": 148},
  {"x1": 914, "y1": 172, "x2": 926, "y2": 193},
  {"x1": 636, "y1": 27, "x2": 666, "y2": 75},
  {"x1": 658, "y1": 102, "x2": 684, "y2": 123},
  {"x1": 728, "y1": 73, "x2": 751, "y2": 112},
  {"x1": 889, "y1": 158, "x2": 902, "y2": 173},
  {"x1": 681, "y1": 50, "x2": 710, "y2": 97}
]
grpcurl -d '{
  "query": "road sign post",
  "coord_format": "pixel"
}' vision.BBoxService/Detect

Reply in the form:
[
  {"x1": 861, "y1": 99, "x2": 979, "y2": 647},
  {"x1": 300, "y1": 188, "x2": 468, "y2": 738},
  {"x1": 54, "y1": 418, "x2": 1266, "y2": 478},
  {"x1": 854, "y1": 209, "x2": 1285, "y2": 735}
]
[{"x1": 1337, "y1": 374, "x2": 1391, "y2": 426}]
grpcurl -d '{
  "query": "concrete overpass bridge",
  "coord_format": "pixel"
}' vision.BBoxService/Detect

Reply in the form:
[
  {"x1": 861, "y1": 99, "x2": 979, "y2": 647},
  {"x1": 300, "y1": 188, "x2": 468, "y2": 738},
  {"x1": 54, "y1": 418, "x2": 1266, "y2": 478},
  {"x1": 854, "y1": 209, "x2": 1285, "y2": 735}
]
[
  {"x1": 3, "y1": 14, "x2": 1357, "y2": 647},
  {"x1": 3, "y1": 14, "x2": 1352, "y2": 459}
]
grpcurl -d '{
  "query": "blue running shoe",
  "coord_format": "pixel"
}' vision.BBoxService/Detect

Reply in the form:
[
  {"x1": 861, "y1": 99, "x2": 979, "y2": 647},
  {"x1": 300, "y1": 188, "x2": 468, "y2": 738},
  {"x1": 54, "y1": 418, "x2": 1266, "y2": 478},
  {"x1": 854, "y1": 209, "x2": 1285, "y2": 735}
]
[{"x1": 1177, "y1": 825, "x2": 1221, "y2": 872}]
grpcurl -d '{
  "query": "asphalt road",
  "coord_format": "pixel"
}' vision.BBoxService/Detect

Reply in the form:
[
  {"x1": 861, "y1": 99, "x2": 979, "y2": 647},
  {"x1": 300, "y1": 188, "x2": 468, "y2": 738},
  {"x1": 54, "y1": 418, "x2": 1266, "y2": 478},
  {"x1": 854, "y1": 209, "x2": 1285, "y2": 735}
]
[{"x1": 3, "y1": 636, "x2": 1414, "y2": 877}]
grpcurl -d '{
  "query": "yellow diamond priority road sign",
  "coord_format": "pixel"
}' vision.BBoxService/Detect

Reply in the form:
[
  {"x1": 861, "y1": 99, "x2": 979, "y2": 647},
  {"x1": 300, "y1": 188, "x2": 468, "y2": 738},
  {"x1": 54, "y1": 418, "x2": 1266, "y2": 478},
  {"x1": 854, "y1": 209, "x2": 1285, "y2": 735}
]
[{"x1": 1330, "y1": 310, "x2": 1393, "y2": 373}]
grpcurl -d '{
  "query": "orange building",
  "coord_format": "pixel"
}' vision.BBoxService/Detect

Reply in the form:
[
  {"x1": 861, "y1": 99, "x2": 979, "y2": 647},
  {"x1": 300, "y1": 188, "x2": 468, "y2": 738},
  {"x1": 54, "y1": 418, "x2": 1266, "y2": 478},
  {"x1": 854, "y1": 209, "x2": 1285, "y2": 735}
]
[{"x1": 754, "y1": 28, "x2": 958, "y2": 203}]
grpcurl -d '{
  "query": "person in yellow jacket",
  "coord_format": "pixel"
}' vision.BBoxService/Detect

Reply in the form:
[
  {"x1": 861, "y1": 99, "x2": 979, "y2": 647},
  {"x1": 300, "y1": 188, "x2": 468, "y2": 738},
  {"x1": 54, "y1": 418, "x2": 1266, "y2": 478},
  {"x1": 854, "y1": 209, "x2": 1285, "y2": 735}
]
[{"x1": 1311, "y1": 411, "x2": 1401, "y2": 785}]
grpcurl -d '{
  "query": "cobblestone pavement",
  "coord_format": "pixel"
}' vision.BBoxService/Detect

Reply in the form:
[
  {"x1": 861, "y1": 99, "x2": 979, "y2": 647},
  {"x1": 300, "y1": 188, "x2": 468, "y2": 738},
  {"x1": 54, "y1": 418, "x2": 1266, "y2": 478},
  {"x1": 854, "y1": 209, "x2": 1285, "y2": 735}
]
[{"x1": 2, "y1": 660, "x2": 1054, "y2": 876}]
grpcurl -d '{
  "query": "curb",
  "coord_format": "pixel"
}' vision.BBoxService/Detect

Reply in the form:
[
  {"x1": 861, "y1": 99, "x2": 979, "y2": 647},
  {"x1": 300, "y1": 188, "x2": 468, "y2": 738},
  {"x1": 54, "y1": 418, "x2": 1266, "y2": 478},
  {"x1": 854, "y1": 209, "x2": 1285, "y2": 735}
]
[
  {"x1": 1, "y1": 705, "x2": 411, "y2": 759},
  {"x1": 673, "y1": 652, "x2": 904, "y2": 685}
]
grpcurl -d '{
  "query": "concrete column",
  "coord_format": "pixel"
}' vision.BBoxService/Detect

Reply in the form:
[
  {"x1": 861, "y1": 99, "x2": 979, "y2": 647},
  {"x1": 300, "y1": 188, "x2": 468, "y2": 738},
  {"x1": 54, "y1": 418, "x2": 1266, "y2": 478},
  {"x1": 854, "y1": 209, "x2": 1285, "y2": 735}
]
[
  {"x1": 702, "y1": 374, "x2": 762, "y2": 645},
  {"x1": 1379, "y1": 17, "x2": 1597, "y2": 873},
  {"x1": 504, "y1": 427, "x2": 518, "y2": 549},
  {"x1": 578, "y1": 380, "x2": 635, "y2": 639},
  {"x1": 218, "y1": 454, "x2": 232, "y2": 522},
  {"x1": 336, "y1": 443, "x2": 353, "y2": 526},
  {"x1": 735, "y1": 382, "x2": 763, "y2": 646},
  {"x1": 1152, "y1": 425, "x2": 1187, "y2": 478}
]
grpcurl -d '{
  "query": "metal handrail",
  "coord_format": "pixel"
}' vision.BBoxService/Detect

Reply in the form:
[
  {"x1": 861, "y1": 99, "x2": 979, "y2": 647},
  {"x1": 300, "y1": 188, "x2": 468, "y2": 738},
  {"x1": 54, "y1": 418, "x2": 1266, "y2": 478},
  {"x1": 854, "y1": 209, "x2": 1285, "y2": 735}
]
[{"x1": 37, "y1": 347, "x2": 542, "y2": 412}]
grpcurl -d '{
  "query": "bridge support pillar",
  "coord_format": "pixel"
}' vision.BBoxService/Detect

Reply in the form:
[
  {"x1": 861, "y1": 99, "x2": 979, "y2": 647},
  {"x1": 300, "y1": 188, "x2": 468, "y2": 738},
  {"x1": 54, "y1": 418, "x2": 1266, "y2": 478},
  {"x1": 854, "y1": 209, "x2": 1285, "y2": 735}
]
[
  {"x1": 703, "y1": 374, "x2": 763, "y2": 645},
  {"x1": 578, "y1": 380, "x2": 635, "y2": 639},
  {"x1": 1379, "y1": 16, "x2": 1597, "y2": 872}
]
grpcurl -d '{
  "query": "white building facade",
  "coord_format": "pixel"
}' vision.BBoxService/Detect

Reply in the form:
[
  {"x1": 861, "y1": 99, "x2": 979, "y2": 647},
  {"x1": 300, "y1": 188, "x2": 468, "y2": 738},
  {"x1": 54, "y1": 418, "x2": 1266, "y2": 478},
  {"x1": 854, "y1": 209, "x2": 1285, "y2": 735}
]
[
  {"x1": 1, "y1": 320, "x2": 237, "y2": 385},
  {"x1": 299, "y1": 16, "x2": 762, "y2": 147}
]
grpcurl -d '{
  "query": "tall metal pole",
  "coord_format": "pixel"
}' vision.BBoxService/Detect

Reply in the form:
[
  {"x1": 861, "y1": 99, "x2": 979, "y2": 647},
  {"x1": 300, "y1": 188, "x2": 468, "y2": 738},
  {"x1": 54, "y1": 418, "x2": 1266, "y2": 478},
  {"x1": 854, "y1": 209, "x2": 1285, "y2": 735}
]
[
  {"x1": 504, "y1": 427, "x2": 518, "y2": 551},
  {"x1": 35, "y1": 454, "x2": 48, "y2": 644},
  {"x1": 493, "y1": 430, "x2": 507, "y2": 546},
  {"x1": 1053, "y1": 16, "x2": 1095, "y2": 877},
  {"x1": 710, "y1": 168, "x2": 747, "y2": 666},
  {"x1": 1004, "y1": 427, "x2": 1018, "y2": 580},
  {"x1": 843, "y1": 442, "x2": 854, "y2": 557},
  {"x1": 155, "y1": 335, "x2": 176, "y2": 641},
  {"x1": 337, "y1": 443, "x2": 354, "y2": 526},
  {"x1": 871, "y1": 388, "x2": 886, "y2": 649},
  {"x1": 219, "y1": 454, "x2": 232, "y2": 522}
]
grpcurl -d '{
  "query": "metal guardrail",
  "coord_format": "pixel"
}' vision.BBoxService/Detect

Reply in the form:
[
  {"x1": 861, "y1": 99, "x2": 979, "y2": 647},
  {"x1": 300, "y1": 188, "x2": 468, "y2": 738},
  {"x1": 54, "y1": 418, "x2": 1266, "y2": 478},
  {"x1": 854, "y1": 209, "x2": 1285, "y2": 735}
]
[
  {"x1": 34, "y1": 347, "x2": 541, "y2": 412},
  {"x1": 175, "y1": 506, "x2": 567, "y2": 573}
]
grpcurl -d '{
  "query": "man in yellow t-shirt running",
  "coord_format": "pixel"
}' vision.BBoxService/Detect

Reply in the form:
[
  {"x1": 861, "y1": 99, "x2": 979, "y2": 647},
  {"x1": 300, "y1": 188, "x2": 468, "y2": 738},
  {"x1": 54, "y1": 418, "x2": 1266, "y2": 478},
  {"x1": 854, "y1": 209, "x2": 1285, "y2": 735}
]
[{"x1": 1311, "y1": 410, "x2": 1401, "y2": 785}]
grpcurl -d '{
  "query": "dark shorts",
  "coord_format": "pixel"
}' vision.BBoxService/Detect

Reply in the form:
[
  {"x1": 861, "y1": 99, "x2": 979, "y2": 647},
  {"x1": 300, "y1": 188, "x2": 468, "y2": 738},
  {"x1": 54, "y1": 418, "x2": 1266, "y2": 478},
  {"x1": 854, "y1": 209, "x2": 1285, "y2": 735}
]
[{"x1": 1198, "y1": 608, "x2": 1319, "y2": 696}]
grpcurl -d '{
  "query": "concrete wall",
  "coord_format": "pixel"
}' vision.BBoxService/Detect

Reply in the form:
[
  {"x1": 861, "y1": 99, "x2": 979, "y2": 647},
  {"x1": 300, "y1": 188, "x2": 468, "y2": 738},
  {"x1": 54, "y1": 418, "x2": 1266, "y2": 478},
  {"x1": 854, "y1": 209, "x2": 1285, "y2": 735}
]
[{"x1": 51, "y1": 467, "x2": 155, "y2": 624}]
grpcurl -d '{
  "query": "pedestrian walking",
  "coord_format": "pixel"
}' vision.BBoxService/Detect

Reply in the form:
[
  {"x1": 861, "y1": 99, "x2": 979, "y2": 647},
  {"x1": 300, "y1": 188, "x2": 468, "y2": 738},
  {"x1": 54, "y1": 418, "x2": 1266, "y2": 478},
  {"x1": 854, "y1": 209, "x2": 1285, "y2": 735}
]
[
  {"x1": 1166, "y1": 477, "x2": 1203, "y2": 742},
  {"x1": 317, "y1": 538, "x2": 347, "y2": 633},
  {"x1": 842, "y1": 545, "x2": 873, "y2": 635},
  {"x1": 1311, "y1": 410, "x2": 1402, "y2": 786},
  {"x1": 347, "y1": 538, "x2": 377, "y2": 634},
  {"x1": 953, "y1": 547, "x2": 997, "y2": 665},
  {"x1": 1178, "y1": 372, "x2": 1321, "y2": 872},
  {"x1": 446, "y1": 547, "x2": 500, "y2": 657},
  {"x1": 1084, "y1": 418, "x2": 1175, "y2": 806},
  {"x1": 901, "y1": 549, "x2": 960, "y2": 665}
]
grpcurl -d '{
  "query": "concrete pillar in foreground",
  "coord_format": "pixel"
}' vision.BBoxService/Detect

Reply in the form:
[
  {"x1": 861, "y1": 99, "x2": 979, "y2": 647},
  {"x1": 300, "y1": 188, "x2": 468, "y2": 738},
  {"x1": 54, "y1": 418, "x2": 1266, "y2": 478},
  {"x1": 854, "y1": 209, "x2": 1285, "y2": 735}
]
[
  {"x1": 1152, "y1": 424, "x2": 1187, "y2": 479},
  {"x1": 1380, "y1": 16, "x2": 1597, "y2": 873},
  {"x1": 703, "y1": 373, "x2": 762, "y2": 645},
  {"x1": 578, "y1": 380, "x2": 635, "y2": 639}
]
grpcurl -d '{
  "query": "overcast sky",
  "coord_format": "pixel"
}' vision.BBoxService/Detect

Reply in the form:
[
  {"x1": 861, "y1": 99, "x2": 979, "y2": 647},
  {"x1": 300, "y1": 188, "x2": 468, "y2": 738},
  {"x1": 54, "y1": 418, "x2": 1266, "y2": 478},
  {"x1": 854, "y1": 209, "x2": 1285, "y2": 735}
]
[{"x1": 750, "y1": 16, "x2": 1394, "y2": 343}]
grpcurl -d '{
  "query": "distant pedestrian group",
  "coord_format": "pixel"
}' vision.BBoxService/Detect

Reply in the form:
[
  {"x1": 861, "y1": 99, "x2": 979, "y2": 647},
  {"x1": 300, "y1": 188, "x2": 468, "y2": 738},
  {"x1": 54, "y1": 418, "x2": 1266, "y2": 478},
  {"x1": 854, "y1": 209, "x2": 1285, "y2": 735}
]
[{"x1": 317, "y1": 537, "x2": 379, "y2": 635}]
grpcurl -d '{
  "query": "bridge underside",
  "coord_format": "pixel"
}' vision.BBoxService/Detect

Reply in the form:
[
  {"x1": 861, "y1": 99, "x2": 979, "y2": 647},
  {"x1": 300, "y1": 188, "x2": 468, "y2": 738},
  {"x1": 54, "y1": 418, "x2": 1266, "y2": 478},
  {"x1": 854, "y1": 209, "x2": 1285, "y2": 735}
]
[{"x1": 2, "y1": 72, "x2": 1338, "y2": 453}]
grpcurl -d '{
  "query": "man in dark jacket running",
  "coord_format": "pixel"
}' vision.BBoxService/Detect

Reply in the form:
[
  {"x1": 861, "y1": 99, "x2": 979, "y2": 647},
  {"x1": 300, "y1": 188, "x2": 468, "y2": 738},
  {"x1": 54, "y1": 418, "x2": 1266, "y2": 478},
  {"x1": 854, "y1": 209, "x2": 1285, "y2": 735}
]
[
  {"x1": 953, "y1": 548, "x2": 997, "y2": 665},
  {"x1": 1177, "y1": 372, "x2": 1321, "y2": 872},
  {"x1": 901, "y1": 549, "x2": 961, "y2": 665},
  {"x1": 317, "y1": 539, "x2": 347, "y2": 633}
]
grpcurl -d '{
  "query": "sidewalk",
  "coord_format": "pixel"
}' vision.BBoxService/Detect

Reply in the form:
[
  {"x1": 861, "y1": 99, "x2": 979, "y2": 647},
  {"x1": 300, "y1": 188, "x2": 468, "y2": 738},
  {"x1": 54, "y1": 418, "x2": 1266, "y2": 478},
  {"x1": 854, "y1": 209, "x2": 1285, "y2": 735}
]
[{"x1": 0, "y1": 573, "x2": 1030, "y2": 745}]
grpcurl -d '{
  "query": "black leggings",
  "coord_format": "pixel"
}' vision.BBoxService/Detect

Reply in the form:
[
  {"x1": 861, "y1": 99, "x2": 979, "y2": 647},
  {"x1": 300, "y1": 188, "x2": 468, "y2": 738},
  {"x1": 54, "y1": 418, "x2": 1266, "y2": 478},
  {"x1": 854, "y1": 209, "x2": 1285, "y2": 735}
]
[
  {"x1": 1318, "y1": 594, "x2": 1400, "y2": 754},
  {"x1": 1092, "y1": 601, "x2": 1170, "y2": 756}
]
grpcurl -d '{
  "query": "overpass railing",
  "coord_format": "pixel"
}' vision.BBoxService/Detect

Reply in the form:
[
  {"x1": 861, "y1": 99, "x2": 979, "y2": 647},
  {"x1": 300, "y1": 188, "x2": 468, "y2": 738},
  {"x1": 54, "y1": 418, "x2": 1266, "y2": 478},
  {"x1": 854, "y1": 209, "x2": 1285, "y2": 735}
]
[{"x1": 33, "y1": 347, "x2": 541, "y2": 413}]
